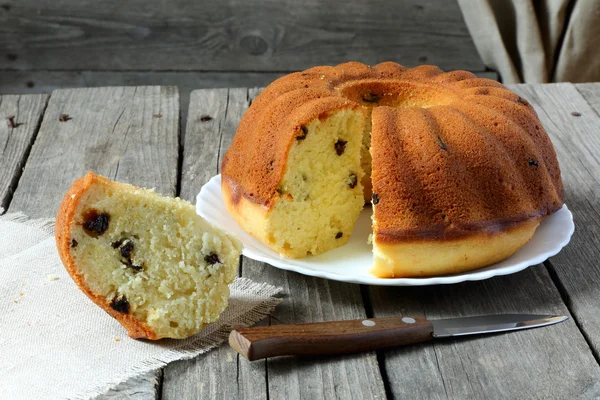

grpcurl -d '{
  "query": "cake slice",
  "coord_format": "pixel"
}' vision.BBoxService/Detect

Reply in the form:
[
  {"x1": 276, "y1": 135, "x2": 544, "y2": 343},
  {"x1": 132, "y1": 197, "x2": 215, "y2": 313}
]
[{"x1": 55, "y1": 172, "x2": 242, "y2": 339}]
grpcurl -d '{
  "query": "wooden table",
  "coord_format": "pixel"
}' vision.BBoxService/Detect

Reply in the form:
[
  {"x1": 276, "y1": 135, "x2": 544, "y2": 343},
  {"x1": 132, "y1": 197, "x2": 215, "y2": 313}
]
[{"x1": 1, "y1": 83, "x2": 600, "y2": 399}]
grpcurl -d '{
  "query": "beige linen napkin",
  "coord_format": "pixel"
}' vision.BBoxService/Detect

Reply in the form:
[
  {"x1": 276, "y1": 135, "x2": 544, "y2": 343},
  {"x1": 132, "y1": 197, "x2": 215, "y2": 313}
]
[{"x1": 0, "y1": 212, "x2": 282, "y2": 400}]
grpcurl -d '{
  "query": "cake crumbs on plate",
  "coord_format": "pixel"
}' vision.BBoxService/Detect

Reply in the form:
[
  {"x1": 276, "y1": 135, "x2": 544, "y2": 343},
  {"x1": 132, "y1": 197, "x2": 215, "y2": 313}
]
[
  {"x1": 47, "y1": 274, "x2": 60, "y2": 281},
  {"x1": 113, "y1": 337, "x2": 121, "y2": 342}
]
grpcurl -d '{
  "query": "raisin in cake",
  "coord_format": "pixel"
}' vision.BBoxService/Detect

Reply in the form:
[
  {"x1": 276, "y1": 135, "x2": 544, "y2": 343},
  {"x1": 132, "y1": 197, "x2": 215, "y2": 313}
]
[
  {"x1": 55, "y1": 172, "x2": 242, "y2": 339},
  {"x1": 220, "y1": 61, "x2": 564, "y2": 278}
]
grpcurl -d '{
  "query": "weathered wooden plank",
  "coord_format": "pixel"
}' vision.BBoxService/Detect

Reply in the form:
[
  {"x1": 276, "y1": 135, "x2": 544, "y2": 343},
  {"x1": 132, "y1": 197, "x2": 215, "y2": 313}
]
[
  {"x1": 7, "y1": 86, "x2": 180, "y2": 399},
  {"x1": 370, "y1": 266, "x2": 600, "y2": 399},
  {"x1": 367, "y1": 82, "x2": 600, "y2": 399},
  {"x1": 0, "y1": 71, "x2": 287, "y2": 129},
  {"x1": 0, "y1": 71, "x2": 286, "y2": 95},
  {"x1": 0, "y1": 94, "x2": 48, "y2": 212},
  {"x1": 0, "y1": 71, "x2": 498, "y2": 99},
  {"x1": 0, "y1": 0, "x2": 484, "y2": 72},
  {"x1": 166, "y1": 87, "x2": 387, "y2": 399},
  {"x1": 576, "y1": 83, "x2": 600, "y2": 115},
  {"x1": 510, "y1": 83, "x2": 600, "y2": 360},
  {"x1": 9, "y1": 86, "x2": 179, "y2": 216},
  {"x1": 163, "y1": 88, "x2": 267, "y2": 400},
  {"x1": 230, "y1": 88, "x2": 386, "y2": 400},
  {"x1": 261, "y1": 274, "x2": 386, "y2": 400}
]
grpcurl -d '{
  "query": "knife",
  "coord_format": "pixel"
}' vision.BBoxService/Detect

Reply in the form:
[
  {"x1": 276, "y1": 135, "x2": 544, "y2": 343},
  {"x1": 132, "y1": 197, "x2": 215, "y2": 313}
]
[{"x1": 229, "y1": 314, "x2": 567, "y2": 361}]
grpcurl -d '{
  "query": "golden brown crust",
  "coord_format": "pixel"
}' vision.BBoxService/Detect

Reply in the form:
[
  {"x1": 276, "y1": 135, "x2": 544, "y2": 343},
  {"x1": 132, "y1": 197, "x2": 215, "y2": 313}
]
[
  {"x1": 370, "y1": 92, "x2": 564, "y2": 243},
  {"x1": 372, "y1": 217, "x2": 541, "y2": 278},
  {"x1": 55, "y1": 172, "x2": 159, "y2": 340},
  {"x1": 221, "y1": 61, "x2": 565, "y2": 271}
]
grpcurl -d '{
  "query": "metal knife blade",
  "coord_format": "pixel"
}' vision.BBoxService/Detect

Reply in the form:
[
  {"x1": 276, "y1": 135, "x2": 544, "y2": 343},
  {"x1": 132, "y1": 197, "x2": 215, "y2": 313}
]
[
  {"x1": 432, "y1": 314, "x2": 568, "y2": 338},
  {"x1": 229, "y1": 313, "x2": 569, "y2": 361}
]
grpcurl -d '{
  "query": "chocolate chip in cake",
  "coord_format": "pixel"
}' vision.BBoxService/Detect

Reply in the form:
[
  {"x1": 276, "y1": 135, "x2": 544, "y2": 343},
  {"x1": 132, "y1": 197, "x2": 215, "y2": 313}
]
[
  {"x1": 335, "y1": 232, "x2": 343, "y2": 239},
  {"x1": 59, "y1": 114, "x2": 72, "y2": 122},
  {"x1": 571, "y1": 111, "x2": 582, "y2": 117},
  {"x1": 335, "y1": 140, "x2": 348, "y2": 156},
  {"x1": 297, "y1": 126, "x2": 308, "y2": 141},
  {"x1": 111, "y1": 239, "x2": 124, "y2": 249},
  {"x1": 348, "y1": 173, "x2": 358, "y2": 189},
  {"x1": 528, "y1": 159, "x2": 539, "y2": 167},
  {"x1": 120, "y1": 240, "x2": 134, "y2": 259},
  {"x1": 128, "y1": 262, "x2": 144, "y2": 272},
  {"x1": 110, "y1": 295, "x2": 130, "y2": 314},
  {"x1": 372, "y1": 193, "x2": 380, "y2": 205},
  {"x1": 362, "y1": 93, "x2": 379, "y2": 103},
  {"x1": 200, "y1": 115, "x2": 213, "y2": 122},
  {"x1": 204, "y1": 252, "x2": 221, "y2": 265},
  {"x1": 83, "y1": 211, "x2": 110, "y2": 236},
  {"x1": 71, "y1": 239, "x2": 78, "y2": 248},
  {"x1": 437, "y1": 136, "x2": 447, "y2": 150}
]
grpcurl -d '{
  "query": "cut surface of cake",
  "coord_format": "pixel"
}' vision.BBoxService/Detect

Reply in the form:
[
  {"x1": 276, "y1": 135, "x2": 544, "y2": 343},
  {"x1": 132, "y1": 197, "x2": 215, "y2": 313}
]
[
  {"x1": 55, "y1": 172, "x2": 242, "y2": 339},
  {"x1": 221, "y1": 62, "x2": 565, "y2": 278}
]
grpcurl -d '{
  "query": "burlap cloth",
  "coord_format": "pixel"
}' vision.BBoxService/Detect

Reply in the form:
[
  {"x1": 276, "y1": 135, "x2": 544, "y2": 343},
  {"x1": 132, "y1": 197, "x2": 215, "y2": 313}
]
[{"x1": 0, "y1": 212, "x2": 282, "y2": 399}]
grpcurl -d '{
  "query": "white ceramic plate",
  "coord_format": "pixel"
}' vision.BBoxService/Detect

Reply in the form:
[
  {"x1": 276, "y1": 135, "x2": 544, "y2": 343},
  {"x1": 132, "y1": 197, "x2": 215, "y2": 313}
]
[{"x1": 197, "y1": 175, "x2": 574, "y2": 286}]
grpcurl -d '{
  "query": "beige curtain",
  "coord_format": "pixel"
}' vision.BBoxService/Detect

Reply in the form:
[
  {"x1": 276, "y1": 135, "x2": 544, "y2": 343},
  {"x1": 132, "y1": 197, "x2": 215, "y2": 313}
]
[{"x1": 458, "y1": 0, "x2": 600, "y2": 83}]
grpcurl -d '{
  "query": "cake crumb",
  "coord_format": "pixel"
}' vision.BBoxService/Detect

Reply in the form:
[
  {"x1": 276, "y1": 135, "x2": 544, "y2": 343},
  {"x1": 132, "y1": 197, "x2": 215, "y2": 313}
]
[
  {"x1": 19, "y1": 291, "x2": 23, "y2": 296},
  {"x1": 113, "y1": 337, "x2": 121, "y2": 342},
  {"x1": 571, "y1": 111, "x2": 582, "y2": 117},
  {"x1": 47, "y1": 274, "x2": 59, "y2": 281}
]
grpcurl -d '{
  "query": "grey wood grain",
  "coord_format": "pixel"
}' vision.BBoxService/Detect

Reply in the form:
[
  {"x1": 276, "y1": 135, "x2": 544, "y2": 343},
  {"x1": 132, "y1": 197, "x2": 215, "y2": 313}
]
[
  {"x1": 510, "y1": 83, "x2": 600, "y2": 361},
  {"x1": 163, "y1": 88, "x2": 267, "y2": 400},
  {"x1": 0, "y1": 94, "x2": 48, "y2": 212},
  {"x1": 366, "y1": 83, "x2": 600, "y2": 399},
  {"x1": 0, "y1": 71, "x2": 287, "y2": 95},
  {"x1": 7, "y1": 86, "x2": 181, "y2": 400},
  {"x1": 0, "y1": 71, "x2": 287, "y2": 131},
  {"x1": 231, "y1": 88, "x2": 387, "y2": 400},
  {"x1": 0, "y1": 0, "x2": 484, "y2": 72},
  {"x1": 370, "y1": 266, "x2": 600, "y2": 399},
  {"x1": 0, "y1": 71, "x2": 498, "y2": 98},
  {"x1": 576, "y1": 83, "x2": 600, "y2": 113},
  {"x1": 167, "y1": 87, "x2": 387, "y2": 399},
  {"x1": 8, "y1": 86, "x2": 179, "y2": 217}
]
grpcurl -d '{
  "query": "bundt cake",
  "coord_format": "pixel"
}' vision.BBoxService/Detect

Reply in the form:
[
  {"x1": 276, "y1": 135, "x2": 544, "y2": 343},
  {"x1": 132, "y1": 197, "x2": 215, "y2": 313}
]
[
  {"x1": 221, "y1": 62, "x2": 564, "y2": 278},
  {"x1": 55, "y1": 172, "x2": 242, "y2": 339}
]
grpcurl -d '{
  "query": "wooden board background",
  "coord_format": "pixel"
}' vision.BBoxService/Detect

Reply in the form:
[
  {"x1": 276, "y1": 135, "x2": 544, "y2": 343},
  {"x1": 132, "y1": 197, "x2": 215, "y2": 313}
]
[
  {"x1": 0, "y1": 0, "x2": 483, "y2": 72},
  {"x1": 5, "y1": 84, "x2": 600, "y2": 399},
  {"x1": 0, "y1": 0, "x2": 494, "y2": 97}
]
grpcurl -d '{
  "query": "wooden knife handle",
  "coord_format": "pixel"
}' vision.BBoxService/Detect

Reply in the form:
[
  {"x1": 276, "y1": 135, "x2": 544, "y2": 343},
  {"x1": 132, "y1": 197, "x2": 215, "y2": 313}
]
[{"x1": 229, "y1": 316, "x2": 433, "y2": 361}]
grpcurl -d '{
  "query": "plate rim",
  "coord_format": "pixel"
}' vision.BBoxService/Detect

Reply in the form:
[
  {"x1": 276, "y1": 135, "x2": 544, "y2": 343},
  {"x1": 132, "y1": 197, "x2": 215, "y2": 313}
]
[{"x1": 197, "y1": 174, "x2": 575, "y2": 286}]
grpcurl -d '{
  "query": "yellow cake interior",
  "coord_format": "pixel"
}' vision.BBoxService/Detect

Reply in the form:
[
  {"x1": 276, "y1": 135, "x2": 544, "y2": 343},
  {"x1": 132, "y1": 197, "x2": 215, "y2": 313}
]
[
  {"x1": 264, "y1": 109, "x2": 366, "y2": 257},
  {"x1": 69, "y1": 182, "x2": 241, "y2": 339}
]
